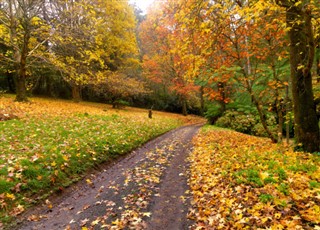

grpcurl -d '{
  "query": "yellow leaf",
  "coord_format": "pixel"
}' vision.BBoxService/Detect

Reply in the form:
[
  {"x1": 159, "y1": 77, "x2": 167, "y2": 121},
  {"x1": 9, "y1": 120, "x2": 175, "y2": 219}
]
[
  {"x1": 274, "y1": 212, "x2": 281, "y2": 219},
  {"x1": 259, "y1": 171, "x2": 269, "y2": 181},
  {"x1": 6, "y1": 193, "x2": 15, "y2": 200},
  {"x1": 142, "y1": 212, "x2": 152, "y2": 217},
  {"x1": 63, "y1": 155, "x2": 69, "y2": 161},
  {"x1": 86, "y1": 179, "x2": 93, "y2": 185}
]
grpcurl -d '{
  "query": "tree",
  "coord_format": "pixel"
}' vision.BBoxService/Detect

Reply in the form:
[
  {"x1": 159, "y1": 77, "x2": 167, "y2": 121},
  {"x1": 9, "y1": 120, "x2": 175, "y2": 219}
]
[
  {"x1": 0, "y1": 0, "x2": 51, "y2": 101},
  {"x1": 93, "y1": 72, "x2": 149, "y2": 108},
  {"x1": 276, "y1": 0, "x2": 320, "y2": 152},
  {"x1": 140, "y1": 0, "x2": 200, "y2": 115},
  {"x1": 49, "y1": 0, "x2": 139, "y2": 102}
]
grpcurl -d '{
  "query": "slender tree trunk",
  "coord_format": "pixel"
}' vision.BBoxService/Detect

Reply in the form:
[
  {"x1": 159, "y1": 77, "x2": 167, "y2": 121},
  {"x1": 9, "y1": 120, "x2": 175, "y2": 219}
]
[
  {"x1": 285, "y1": 84, "x2": 290, "y2": 145},
  {"x1": 277, "y1": 106, "x2": 284, "y2": 143},
  {"x1": 317, "y1": 57, "x2": 320, "y2": 83},
  {"x1": 200, "y1": 86, "x2": 204, "y2": 116},
  {"x1": 286, "y1": 5, "x2": 320, "y2": 152},
  {"x1": 252, "y1": 96, "x2": 277, "y2": 143}
]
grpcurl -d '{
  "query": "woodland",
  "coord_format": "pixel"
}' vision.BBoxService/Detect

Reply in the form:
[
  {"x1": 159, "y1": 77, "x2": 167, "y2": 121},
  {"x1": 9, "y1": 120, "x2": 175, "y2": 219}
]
[{"x1": 0, "y1": 0, "x2": 320, "y2": 228}]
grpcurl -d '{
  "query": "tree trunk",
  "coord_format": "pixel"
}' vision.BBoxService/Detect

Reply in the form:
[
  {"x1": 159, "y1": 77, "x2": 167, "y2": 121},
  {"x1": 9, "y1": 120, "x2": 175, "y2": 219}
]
[
  {"x1": 10, "y1": 0, "x2": 29, "y2": 102},
  {"x1": 253, "y1": 96, "x2": 277, "y2": 143},
  {"x1": 277, "y1": 105, "x2": 284, "y2": 143},
  {"x1": 286, "y1": 5, "x2": 320, "y2": 152},
  {"x1": 317, "y1": 57, "x2": 320, "y2": 83},
  {"x1": 200, "y1": 86, "x2": 204, "y2": 116},
  {"x1": 72, "y1": 84, "x2": 82, "y2": 103},
  {"x1": 15, "y1": 75, "x2": 28, "y2": 102},
  {"x1": 181, "y1": 97, "x2": 187, "y2": 116},
  {"x1": 15, "y1": 37, "x2": 29, "y2": 102},
  {"x1": 6, "y1": 71, "x2": 15, "y2": 93},
  {"x1": 285, "y1": 84, "x2": 290, "y2": 145}
]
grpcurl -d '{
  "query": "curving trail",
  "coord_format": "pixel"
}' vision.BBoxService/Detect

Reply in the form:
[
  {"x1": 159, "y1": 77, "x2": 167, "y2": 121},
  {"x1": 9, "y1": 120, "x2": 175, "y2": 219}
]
[{"x1": 13, "y1": 124, "x2": 202, "y2": 230}]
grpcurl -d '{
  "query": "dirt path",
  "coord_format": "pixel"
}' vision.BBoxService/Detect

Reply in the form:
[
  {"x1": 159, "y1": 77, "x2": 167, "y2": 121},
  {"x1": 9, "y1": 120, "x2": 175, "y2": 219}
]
[{"x1": 12, "y1": 124, "x2": 202, "y2": 230}]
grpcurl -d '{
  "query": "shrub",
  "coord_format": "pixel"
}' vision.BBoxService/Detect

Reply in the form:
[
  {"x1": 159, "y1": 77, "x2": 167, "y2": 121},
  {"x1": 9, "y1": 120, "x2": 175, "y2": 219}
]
[
  {"x1": 252, "y1": 123, "x2": 277, "y2": 137},
  {"x1": 215, "y1": 110, "x2": 256, "y2": 134},
  {"x1": 112, "y1": 99, "x2": 130, "y2": 109},
  {"x1": 230, "y1": 114, "x2": 256, "y2": 134}
]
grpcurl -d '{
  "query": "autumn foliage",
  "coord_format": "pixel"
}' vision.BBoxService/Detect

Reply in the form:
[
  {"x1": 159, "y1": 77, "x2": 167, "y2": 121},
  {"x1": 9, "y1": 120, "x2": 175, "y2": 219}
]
[{"x1": 189, "y1": 127, "x2": 320, "y2": 229}]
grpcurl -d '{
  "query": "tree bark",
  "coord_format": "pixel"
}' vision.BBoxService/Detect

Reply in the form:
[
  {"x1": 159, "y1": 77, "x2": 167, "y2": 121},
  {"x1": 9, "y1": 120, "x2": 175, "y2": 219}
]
[
  {"x1": 286, "y1": 4, "x2": 320, "y2": 152},
  {"x1": 317, "y1": 56, "x2": 320, "y2": 83},
  {"x1": 277, "y1": 104, "x2": 284, "y2": 143},
  {"x1": 15, "y1": 33, "x2": 29, "y2": 102},
  {"x1": 72, "y1": 84, "x2": 82, "y2": 103},
  {"x1": 181, "y1": 97, "x2": 187, "y2": 116}
]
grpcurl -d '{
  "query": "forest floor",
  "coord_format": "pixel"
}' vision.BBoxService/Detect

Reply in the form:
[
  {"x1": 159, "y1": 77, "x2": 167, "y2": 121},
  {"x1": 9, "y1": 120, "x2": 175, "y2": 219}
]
[{"x1": 11, "y1": 124, "x2": 203, "y2": 230}]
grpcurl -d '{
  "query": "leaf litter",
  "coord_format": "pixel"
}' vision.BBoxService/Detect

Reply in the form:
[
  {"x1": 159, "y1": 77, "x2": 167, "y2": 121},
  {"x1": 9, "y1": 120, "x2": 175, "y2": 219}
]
[{"x1": 12, "y1": 124, "x2": 202, "y2": 230}]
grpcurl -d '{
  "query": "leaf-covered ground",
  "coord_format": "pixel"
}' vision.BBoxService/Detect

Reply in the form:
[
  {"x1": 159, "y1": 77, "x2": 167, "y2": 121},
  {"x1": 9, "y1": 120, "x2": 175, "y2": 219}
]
[
  {"x1": 189, "y1": 126, "x2": 320, "y2": 229},
  {"x1": 0, "y1": 95, "x2": 203, "y2": 227},
  {"x1": 13, "y1": 124, "x2": 201, "y2": 230}
]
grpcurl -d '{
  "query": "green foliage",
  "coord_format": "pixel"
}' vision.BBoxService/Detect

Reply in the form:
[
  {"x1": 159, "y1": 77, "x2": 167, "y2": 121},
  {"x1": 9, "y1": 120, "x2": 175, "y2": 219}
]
[
  {"x1": 204, "y1": 104, "x2": 223, "y2": 124},
  {"x1": 259, "y1": 193, "x2": 274, "y2": 203},
  {"x1": 277, "y1": 183, "x2": 290, "y2": 195},
  {"x1": 0, "y1": 180, "x2": 14, "y2": 194},
  {"x1": 113, "y1": 99, "x2": 130, "y2": 109},
  {"x1": 309, "y1": 180, "x2": 320, "y2": 189},
  {"x1": 215, "y1": 110, "x2": 256, "y2": 134},
  {"x1": 275, "y1": 168, "x2": 287, "y2": 181},
  {"x1": 288, "y1": 162, "x2": 318, "y2": 174},
  {"x1": 215, "y1": 108, "x2": 279, "y2": 137},
  {"x1": 234, "y1": 169, "x2": 264, "y2": 187}
]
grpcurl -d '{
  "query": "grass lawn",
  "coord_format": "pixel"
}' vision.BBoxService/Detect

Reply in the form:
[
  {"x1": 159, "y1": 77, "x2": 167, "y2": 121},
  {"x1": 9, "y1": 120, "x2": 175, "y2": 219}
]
[
  {"x1": 0, "y1": 95, "x2": 203, "y2": 225},
  {"x1": 189, "y1": 126, "x2": 320, "y2": 229}
]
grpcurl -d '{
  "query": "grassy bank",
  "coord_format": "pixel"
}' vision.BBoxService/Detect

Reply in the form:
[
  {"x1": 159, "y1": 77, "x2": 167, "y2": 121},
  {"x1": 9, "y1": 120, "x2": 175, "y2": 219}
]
[{"x1": 0, "y1": 95, "x2": 203, "y2": 225}]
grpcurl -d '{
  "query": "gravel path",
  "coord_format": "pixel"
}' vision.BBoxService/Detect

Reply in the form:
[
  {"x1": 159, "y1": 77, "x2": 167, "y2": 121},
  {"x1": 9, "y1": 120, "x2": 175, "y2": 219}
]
[{"x1": 12, "y1": 124, "x2": 202, "y2": 230}]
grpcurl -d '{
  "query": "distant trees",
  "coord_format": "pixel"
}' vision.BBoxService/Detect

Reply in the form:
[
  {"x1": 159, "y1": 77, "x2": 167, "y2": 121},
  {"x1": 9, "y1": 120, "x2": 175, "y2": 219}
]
[
  {"x1": 0, "y1": 0, "x2": 140, "y2": 103},
  {"x1": 140, "y1": 1, "x2": 200, "y2": 116}
]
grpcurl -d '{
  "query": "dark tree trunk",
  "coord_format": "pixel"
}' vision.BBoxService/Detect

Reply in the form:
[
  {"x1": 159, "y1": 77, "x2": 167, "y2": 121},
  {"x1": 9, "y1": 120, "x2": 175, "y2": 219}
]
[
  {"x1": 14, "y1": 14, "x2": 29, "y2": 102},
  {"x1": 15, "y1": 46, "x2": 29, "y2": 102},
  {"x1": 317, "y1": 57, "x2": 320, "y2": 83},
  {"x1": 181, "y1": 97, "x2": 187, "y2": 116},
  {"x1": 15, "y1": 75, "x2": 28, "y2": 102},
  {"x1": 72, "y1": 84, "x2": 82, "y2": 103},
  {"x1": 286, "y1": 5, "x2": 320, "y2": 152},
  {"x1": 6, "y1": 71, "x2": 15, "y2": 93},
  {"x1": 277, "y1": 105, "x2": 284, "y2": 143}
]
